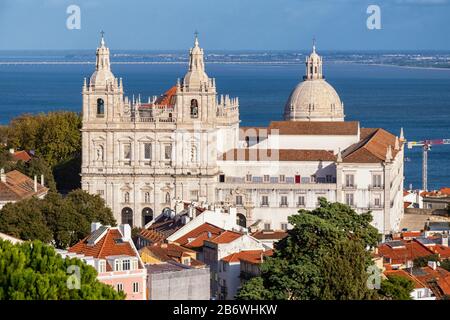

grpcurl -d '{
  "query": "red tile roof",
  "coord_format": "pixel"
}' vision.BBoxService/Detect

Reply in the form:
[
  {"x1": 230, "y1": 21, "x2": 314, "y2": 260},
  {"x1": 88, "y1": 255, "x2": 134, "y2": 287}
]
[
  {"x1": 155, "y1": 86, "x2": 177, "y2": 106},
  {"x1": 268, "y1": 121, "x2": 359, "y2": 136},
  {"x1": 11, "y1": 150, "x2": 31, "y2": 162},
  {"x1": 377, "y1": 240, "x2": 434, "y2": 265},
  {"x1": 207, "y1": 230, "x2": 242, "y2": 244},
  {"x1": 174, "y1": 223, "x2": 224, "y2": 248},
  {"x1": 220, "y1": 149, "x2": 336, "y2": 162},
  {"x1": 251, "y1": 230, "x2": 288, "y2": 241},
  {"x1": 0, "y1": 170, "x2": 48, "y2": 202},
  {"x1": 342, "y1": 128, "x2": 400, "y2": 163},
  {"x1": 384, "y1": 269, "x2": 427, "y2": 289},
  {"x1": 69, "y1": 228, "x2": 139, "y2": 271},
  {"x1": 413, "y1": 266, "x2": 450, "y2": 297},
  {"x1": 404, "y1": 202, "x2": 412, "y2": 209},
  {"x1": 222, "y1": 250, "x2": 273, "y2": 264},
  {"x1": 140, "y1": 243, "x2": 205, "y2": 266}
]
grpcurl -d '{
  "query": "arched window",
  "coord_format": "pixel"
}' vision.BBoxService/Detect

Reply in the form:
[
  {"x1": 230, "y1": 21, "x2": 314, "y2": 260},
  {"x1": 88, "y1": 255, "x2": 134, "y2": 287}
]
[
  {"x1": 124, "y1": 192, "x2": 130, "y2": 203},
  {"x1": 121, "y1": 207, "x2": 133, "y2": 226},
  {"x1": 236, "y1": 213, "x2": 247, "y2": 228},
  {"x1": 190, "y1": 99, "x2": 199, "y2": 118},
  {"x1": 165, "y1": 192, "x2": 171, "y2": 204},
  {"x1": 144, "y1": 192, "x2": 150, "y2": 203},
  {"x1": 97, "y1": 98, "x2": 105, "y2": 116},
  {"x1": 142, "y1": 207, "x2": 153, "y2": 226}
]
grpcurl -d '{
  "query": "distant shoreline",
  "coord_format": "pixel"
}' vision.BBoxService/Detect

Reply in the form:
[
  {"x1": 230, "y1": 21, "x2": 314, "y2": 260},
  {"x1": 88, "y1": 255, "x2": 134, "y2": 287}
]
[{"x1": 0, "y1": 60, "x2": 449, "y2": 71}]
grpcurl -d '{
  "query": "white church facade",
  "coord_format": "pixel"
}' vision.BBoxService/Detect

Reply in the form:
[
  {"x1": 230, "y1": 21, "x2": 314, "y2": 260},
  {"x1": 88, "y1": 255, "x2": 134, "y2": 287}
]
[{"x1": 81, "y1": 35, "x2": 405, "y2": 235}]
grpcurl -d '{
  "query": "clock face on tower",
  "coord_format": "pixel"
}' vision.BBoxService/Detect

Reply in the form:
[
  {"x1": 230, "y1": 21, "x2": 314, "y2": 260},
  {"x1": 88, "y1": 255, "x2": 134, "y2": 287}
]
[{"x1": 123, "y1": 105, "x2": 130, "y2": 114}]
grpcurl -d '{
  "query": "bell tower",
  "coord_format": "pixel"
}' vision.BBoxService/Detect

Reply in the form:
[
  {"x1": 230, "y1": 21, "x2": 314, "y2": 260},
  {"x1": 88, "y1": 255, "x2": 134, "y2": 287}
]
[
  {"x1": 82, "y1": 32, "x2": 124, "y2": 123},
  {"x1": 304, "y1": 40, "x2": 323, "y2": 80}
]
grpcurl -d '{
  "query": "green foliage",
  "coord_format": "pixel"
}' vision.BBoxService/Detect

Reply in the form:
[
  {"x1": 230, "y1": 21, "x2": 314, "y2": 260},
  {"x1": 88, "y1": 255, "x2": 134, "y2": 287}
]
[
  {"x1": 53, "y1": 154, "x2": 81, "y2": 193},
  {"x1": 236, "y1": 198, "x2": 380, "y2": 300},
  {"x1": 5, "y1": 112, "x2": 81, "y2": 167},
  {"x1": 15, "y1": 157, "x2": 57, "y2": 192},
  {"x1": 413, "y1": 254, "x2": 440, "y2": 268},
  {"x1": 378, "y1": 275, "x2": 415, "y2": 300},
  {"x1": 0, "y1": 240, "x2": 125, "y2": 300},
  {"x1": 0, "y1": 190, "x2": 116, "y2": 249},
  {"x1": 440, "y1": 259, "x2": 450, "y2": 272}
]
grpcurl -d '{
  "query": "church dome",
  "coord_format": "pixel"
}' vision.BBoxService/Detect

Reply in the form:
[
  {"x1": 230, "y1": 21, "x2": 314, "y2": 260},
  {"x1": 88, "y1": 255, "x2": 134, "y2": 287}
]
[{"x1": 284, "y1": 43, "x2": 344, "y2": 122}]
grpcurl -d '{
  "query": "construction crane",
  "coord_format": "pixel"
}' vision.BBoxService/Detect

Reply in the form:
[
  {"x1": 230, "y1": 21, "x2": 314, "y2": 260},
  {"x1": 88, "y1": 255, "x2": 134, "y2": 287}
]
[{"x1": 407, "y1": 138, "x2": 450, "y2": 191}]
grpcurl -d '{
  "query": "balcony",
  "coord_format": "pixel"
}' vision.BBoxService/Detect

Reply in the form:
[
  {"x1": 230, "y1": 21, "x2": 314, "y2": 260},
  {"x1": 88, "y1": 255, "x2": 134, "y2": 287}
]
[
  {"x1": 296, "y1": 203, "x2": 306, "y2": 208},
  {"x1": 368, "y1": 184, "x2": 384, "y2": 190},
  {"x1": 343, "y1": 184, "x2": 357, "y2": 190},
  {"x1": 280, "y1": 202, "x2": 289, "y2": 208},
  {"x1": 260, "y1": 203, "x2": 269, "y2": 207}
]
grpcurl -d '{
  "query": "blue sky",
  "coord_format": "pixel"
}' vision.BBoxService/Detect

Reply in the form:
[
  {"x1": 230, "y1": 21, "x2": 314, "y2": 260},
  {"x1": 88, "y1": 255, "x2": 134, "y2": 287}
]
[{"x1": 0, "y1": 0, "x2": 449, "y2": 50}]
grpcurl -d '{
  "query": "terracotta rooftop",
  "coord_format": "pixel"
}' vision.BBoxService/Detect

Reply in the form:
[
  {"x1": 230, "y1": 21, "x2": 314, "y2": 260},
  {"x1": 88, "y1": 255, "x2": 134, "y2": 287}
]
[
  {"x1": 267, "y1": 121, "x2": 359, "y2": 136},
  {"x1": 377, "y1": 239, "x2": 434, "y2": 265},
  {"x1": 251, "y1": 230, "x2": 288, "y2": 241},
  {"x1": 342, "y1": 128, "x2": 400, "y2": 163},
  {"x1": 140, "y1": 86, "x2": 177, "y2": 109},
  {"x1": 411, "y1": 266, "x2": 450, "y2": 297},
  {"x1": 207, "y1": 230, "x2": 243, "y2": 244},
  {"x1": 0, "y1": 170, "x2": 48, "y2": 202},
  {"x1": 69, "y1": 228, "x2": 140, "y2": 271},
  {"x1": 140, "y1": 243, "x2": 204, "y2": 267},
  {"x1": 174, "y1": 223, "x2": 224, "y2": 248},
  {"x1": 11, "y1": 150, "x2": 32, "y2": 162},
  {"x1": 220, "y1": 149, "x2": 336, "y2": 162},
  {"x1": 222, "y1": 250, "x2": 273, "y2": 264},
  {"x1": 384, "y1": 269, "x2": 427, "y2": 289}
]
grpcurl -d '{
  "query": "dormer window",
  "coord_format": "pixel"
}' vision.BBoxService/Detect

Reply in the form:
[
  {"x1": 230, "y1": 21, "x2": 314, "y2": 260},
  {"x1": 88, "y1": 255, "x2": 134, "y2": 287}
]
[
  {"x1": 98, "y1": 260, "x2": 106, "y2": 273},
  {"x1": 97, "y1": 98, "x2": 105, "y2": 117},
  {"x1": 190, "y1": 99, "x2": 199, "y2": 118},
  {"x1": 123, "y1": 259, "x2": 130, "y2": 271}
]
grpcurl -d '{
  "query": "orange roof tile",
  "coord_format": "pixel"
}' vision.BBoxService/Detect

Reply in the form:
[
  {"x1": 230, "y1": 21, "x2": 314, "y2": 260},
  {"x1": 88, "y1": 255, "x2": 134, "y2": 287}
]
[
  {"x1": 174, "y1": 223, "x2": 224, "y2": 248},
  {"x1": 0, "y1": 170, "x2": 48, "y2": 202},
  {"x1": 11, "y1": 150, "x2": 31, "y2": 162},
  {"x1": 220, "y1": 149, "x2": 336, "y2": 162},
  {"x1": 384, "y1": 269, "x2": 427, "y2": 289},
  {"x1": 222, "y1": 250, "x2": 273, "y2": 264},
  {"x1": 377, "y1": 240, "x2": 434, "y2": 265},
  {"x1": 268, "y1": 121, "x2": 359, "y2": 136},
  {"x1": 155, "y1": 86, "x2": 177, "y2": 106},
  {"x1": 251, "y1": 230, "x2": 288, "y2": 240},
  {"x1": 208, "y1": 230, "x2": 242, "y2": 244},
  {"x1": 342, "y1": 128, "x2": 400, "y2": 163},
  {"x1": 69, "y1": 228, "x2": 139, "y2": 271}
]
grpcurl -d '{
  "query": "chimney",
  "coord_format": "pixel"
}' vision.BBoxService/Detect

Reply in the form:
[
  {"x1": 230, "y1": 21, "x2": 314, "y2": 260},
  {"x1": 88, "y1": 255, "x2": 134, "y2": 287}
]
[
  {"x1": 427, "y1": 261, "x2": 437, "y2": 270},
  {"x1": 0, "y1": 168, "x2": 5, "y2": 183},
  {"x1": 40, "y1": 174, "x2": 44, "y2": 187},
  {"x1": 91, "y1": 222, "x2": 102, "y2": 233},
  {"x1": 119, "y1": 224, "x2": 131, "y2": 241},
  {"x1": 442, "y1": 233, "x2": 449, "y2": 247},
  {"x1": 33, "y1": 175, "x2": 38, "y2": 192}
]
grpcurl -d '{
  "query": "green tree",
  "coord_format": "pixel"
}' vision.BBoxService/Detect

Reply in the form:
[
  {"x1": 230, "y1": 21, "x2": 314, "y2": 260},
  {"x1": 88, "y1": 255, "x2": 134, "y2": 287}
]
[
  {"x1": 5, "y1": 112, "x2": 81, "y2": 167},
  {"x1": 15, "y1": 157, "x2": 57, "y2": 192},
  {"x1": 378, "y1": 275, "x2": 414, "y2": 300},
  {"x1": 0, "y1": 240, "x2": 125, "y2": 300},
  {"x1": 236, "y1": 198, "x2": 380, "y2": 300},
  {"x1": 0, "y1": 190, "x2": 116, "y2": 249},
  {"x1": 440, "y1": 259, "x2": 450, "y2": 272},
  {"x1": 0, "y1": 198, "x2": 53, "y2": 243},
  {"x1": 413, "y1": 254, "x2": 440, "y2": 268}
]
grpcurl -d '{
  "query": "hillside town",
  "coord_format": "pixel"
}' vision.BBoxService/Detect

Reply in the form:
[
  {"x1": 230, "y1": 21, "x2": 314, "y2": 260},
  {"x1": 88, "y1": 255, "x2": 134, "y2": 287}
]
[{"x1": 0, "y1": 34, "x2": 449, "y2": 301}]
